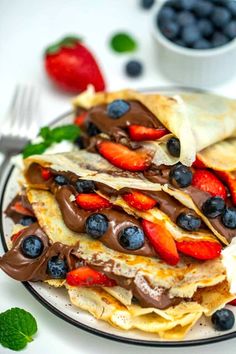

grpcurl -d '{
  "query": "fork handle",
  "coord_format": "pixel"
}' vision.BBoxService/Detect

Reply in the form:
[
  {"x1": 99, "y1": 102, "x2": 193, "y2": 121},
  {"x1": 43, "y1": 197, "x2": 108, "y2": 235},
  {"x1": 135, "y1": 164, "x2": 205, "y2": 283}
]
[{"x1": 0, "y1": 153, "x2": 11, "y2": 187}]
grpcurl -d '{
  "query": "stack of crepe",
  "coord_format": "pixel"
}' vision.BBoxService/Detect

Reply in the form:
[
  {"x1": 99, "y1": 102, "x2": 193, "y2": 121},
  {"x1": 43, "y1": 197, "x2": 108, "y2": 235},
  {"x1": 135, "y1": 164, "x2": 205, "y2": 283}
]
[{"x1": 1, "y1": 88, "x2": 236, "y2": 340}]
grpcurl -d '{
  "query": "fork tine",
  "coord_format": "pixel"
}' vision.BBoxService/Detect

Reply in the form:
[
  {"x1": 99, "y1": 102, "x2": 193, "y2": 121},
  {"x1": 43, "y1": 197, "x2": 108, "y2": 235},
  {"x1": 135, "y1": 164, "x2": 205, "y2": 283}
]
[
  {"x1": 11, "y1": 86, "x2": 27, "y2": 136},
  {"x1": 26, "y1": 87, "x2": 40, "y2": 139},
  {"x1": 3, "y1": 86, "x2": 21, "y2": 134}
]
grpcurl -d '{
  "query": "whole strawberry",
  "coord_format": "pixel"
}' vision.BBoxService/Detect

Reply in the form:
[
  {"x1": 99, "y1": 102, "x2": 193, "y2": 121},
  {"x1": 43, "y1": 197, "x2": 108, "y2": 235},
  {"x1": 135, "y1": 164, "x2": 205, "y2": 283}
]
[{"x1": 44, "y1": 36, "x2": 106, "y2": 92}]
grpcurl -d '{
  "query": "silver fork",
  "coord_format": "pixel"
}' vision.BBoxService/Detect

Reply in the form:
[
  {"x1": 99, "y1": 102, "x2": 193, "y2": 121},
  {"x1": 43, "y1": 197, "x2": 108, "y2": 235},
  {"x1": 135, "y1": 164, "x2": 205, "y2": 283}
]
[{"x1": 0, "y1": 85, "x2": 40, "y2": 180}]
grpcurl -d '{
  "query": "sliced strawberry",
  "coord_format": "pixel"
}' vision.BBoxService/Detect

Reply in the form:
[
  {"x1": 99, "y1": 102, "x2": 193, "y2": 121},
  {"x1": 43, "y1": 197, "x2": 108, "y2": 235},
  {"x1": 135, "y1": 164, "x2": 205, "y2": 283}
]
[
  {"x1": 215, "y1": 171, "x2": 236, "y2": 205},
  {"x1": 74, "y1": 112, "x2": 87, "y2": 126},
  {"x1": 142, "y1": 219, "x2": 180, "y2": 266},
  {"x1": 192, "y1": 169, "x2": 227, "y2": 200},
  {"x1": 176, "y1": 240, "x2": 222, "y2": 260},
  {"x1": 228, "y1": 299, "x2": 236, "y2": 306},
  {"x1": 97, "y1": 141, "x2": 152, "y2": 172},
  {"x1": 11, "y1": 229, "x2": 25, "y2": 243},
  {"x1": 128, "y1": 125, "x2": 169, "y2": 142},
  {"x1": 11, "y1": 202, "x2": 34, "y2": 217},
  {"x1": 76, "y1": 193, "x2": 111, "y2": 210},
  {"x1": 41, "y1": 168, "x2": 53, "y2": 181},
  {"x1": 192, "y1": 156, "x2": 206, "y2": 168},
  {"x1": 66, "y1": 266, "x2": 116, "y2": 287},
  {"x1": 123, "y1": 190, "x2": 156, "y2": 211}
]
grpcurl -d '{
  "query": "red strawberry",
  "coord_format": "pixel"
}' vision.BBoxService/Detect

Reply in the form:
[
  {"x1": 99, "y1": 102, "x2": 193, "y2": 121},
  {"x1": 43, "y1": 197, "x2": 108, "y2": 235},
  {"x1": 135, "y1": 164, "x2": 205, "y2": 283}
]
[
  {"x1": 192, "y1": 156, "x2": 206, "y2": 168},
  {"x1": 228, "y1": 299, "x2": 236, "y2": 306},
  {"x1": 11, "y1": 202, "x2": 34, "y2": 217},
  {"x1": 192, "y1": 169, "x2": 227, "y2": 200},
  {"x1": 41, "y1": 168, "x2": 53, "y2": 181},
  {"x1": 76, "y1": 193, "x2": 111, "y2": 210},
  {"x1": 74, "y1": 112, "x2": 87, "y2": 126},
  {"x1": 97, "y1": 141, "x2": 152, "y2": 172},
  {"x1": 11, "y1": 229, "x2": 25, "y2": 243},
  {"x1": 44, "y1": 36, "x2": 106, "y2": 93},
  {"x1": 142, "y1": 219, "x2": 180, "y2": 266},
  {"x1": 215, "y1": 171, "x2": 236, "y2": 205},
  {"x1": 176, "y1": 240, "x2": 222, "y2": 260},
  {"x1": 123, "y1": 191, "x2": 156, "y2": 211},
  {"x1": 66, "y1": 266, "x2": 116, "y2": 287},
  {"x1": 128, "y1": 125, "x2": 169, "y2": 142}
]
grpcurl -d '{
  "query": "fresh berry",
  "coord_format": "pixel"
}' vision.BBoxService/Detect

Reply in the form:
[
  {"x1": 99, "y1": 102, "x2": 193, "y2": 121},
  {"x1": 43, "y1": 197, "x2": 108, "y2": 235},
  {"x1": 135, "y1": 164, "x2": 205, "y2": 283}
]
[
  {"x1": 224, "y1": 21, "x2": 236, "y2": 39},
  {"x1": 177, "y1": 11, "x2": 196, "y2": 27},
  {"x1": 44, "y1": 36, "x2": 105, "y2": 92},
  {"x1": 125, "y1": 60, "x2": 143, "y2": 78},
  {"x1": 167, "y1": 137, "x2": 180, "y2": 157},
  {"x1": 211, "y1": 309, "x2": 235, "y2": 331},
  {"x1": 119, "y1": 226, "x2": 145, "y2": 250},
  {"x1": 215, "y1": 171, "x2": 236, "y2": 206},
  {"x1": 66, "y1": 266, "x2": 116, "y2": 287},
  {"x1": 192, "y1": 170, "x2": 227, "y2": 200},
  {"x1": 19, "y1": 216, "x2": 37, "y2": 227},
  {"x1": 181, "y1": 24, "x2": 201, "y2": 46},
  {"x1": 202, "y1": 196, "x2": 225, "y2": 218},
  {"x1": 11, "y1": 202, "x2": 34, "y2": 217},
  {"x1": 123, "y1": 190, "x2": 157, "y2": 211},
  {"x1": 54, "y1": 175, "x2": 69, "y2": 186},
  {"x1": 198, "y1": 19, "x2": 214, "y2": 38},
  {"x1": 158, "y1": 6, "x2": 175, "y2": 23},
  {"x1": 21, "y1": 235, "x2": 44, "y2": 259},
  {"x1": 174, "y1": 0, "x2": 196, "y2": 10},
  {"x1": 142, "y1": 219, "x2": 180, "y2": 265},
  {"x1": 212, "y1": 32, "x2": 229, "y2": 47},
  {"x1": 85, "y1": 213, "x2": 109, "y2": 238},
  {"x1": 211, "y1": 7, "x2": 231, "y2": 28},
  {"x1": 193, "y1": 1, "x2": 213, "y2": 17},
  {"x1": 11, "y1": 229, "x2": 25, "y2": 243},
  {"x1": 128, "y1": 125, "x2": 168, "y2": 141},
  {"x1": 75, "y1": 180, "x2": 96, "y2": 193},
  {"x1": 47, "y1": 256, "x2": 68, "y2": 279},
  {"x1": 221, "y1": 208, "x2": 236, "y2": 229},
  {"x1": 228, "y1": 299, "x2": 236, "y2": 306},
  {"x1": 169, "y1": 164, "x2": 193, "y2": 188},
  {"x1": 74, "y1": 112, "x2": 87, "y2": 126},
  {"x1": 192, "y1": 156, "x2": 206, "y2": 168},
  {"x1": 176, "y1": 212, "x2": 201, "y2": 231},
  {"x1": 41, "y1": 168, "x2": 53, "y2": 181},
  {"x1": 107, "y1": 100, "x2": 130, "y2": 119},
  {"x1": 86, "y1": 122, "x2": 101, "y2": 136},
  {"x1": 176, "y1": 240, "x2": 222, "y2": 260},
  {"x1": 74, "y1": 136, "x2": 85, "y2": 149},
  {"x1": 76, "y1": 193, "x2": 111, "y2": 211},
  {"x1": 226, "y1": 1, "x2": 236, "y2": 16},
  {"x1": 193, "y1": 38, "x2": 211, "y2": 49},
  {"x1": 159, "y1": 21, "x2": 180, "y2": 40},
  {"x1": 97, "y1": 141, "x2": 152, "y2": 172}
]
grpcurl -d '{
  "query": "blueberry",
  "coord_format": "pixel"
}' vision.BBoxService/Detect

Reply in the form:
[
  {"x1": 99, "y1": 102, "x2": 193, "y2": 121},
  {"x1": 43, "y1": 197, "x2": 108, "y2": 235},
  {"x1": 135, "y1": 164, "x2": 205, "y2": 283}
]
[
  {"x1": 202, "y1": 196, "x2": 225, "y2": 218},
  {"x1": 193, "y1": 1, "x2": 214, "y2": 17},
  {"x1": 47, "y1": 256, "x2": 68, "y2": 279},
  {"x1": 212, "y1": 309, "x2": 235, "y2": 331},
  {"x1": 167, "y1": 137, "x2": 180, "y2": 157},
  {"x1": 74, "y1": 136, "x2": 85, "y2": 149},
  {"x1": 54, "y1": 175, "x2": 69, "y2": 186},
  {"x1": 86, "y1": 122, "x2": 101, "y2": 136},
  {"x1": 224, "y1": 21, "x2": 236, "y2": 39},
  {"x1": 169, "y1": 164, "x2": 193, "y2": 188},
  {"x1": 193, "y1": 38, "x2": 211, "y2": 49},
  {"x1": 198, "y1": 19, "x2": 214, "y2": 37},
  {"x1": 21, "y1": 235, "x2": 44, "y2": 258},
  {"x1": 226, "y1": 1, "x2": 236, "y2": 16},
  {"x1": 85, "y1": 213, "x2": 109, "y2": 238},
  {"x1": 75, "y1": 180, "x2": 96, "y2": 193},
  {"x1": 159, "y1": 20, "x2": 180, "y2": 40},
  {"x1": 222, "y1": 207, "x2": 236, "y2": 228},
  {"x1": 177, "y1": 213, "x2": 201, "y2": 231},
  {"x1": 212, "y1": 32, "x2": 230, "y2": 47},
  {"x1": 177, "y1": 11, "x2": 196, "y2": 27},
  {"x1": 125, "y1": 60, "x2": 143, "y2": 78},
  {"x1": 119, "y1": 226, "x2": 145, "y2": 250},
  {"x1": 107, "y1": 100, "x2": 130, "y2": 119},
  {"x1": 172, "y1": 0, "x2": 196, "y2": 10},
  {"x1": 140, "y1": 0, "x2": 155, "y2": 9},
  {"x1": 19, "y1": 216, "x2": 37, "y2": 226},
  {"x1": 158, "y1": 6, "x2": 175, "y2": 23},
  {"x1": 212, "y1": 7, "x2": 231, "y2": 28},
  {"x1": 181, "y1": 24, "x2": 201, "y2": 46}
]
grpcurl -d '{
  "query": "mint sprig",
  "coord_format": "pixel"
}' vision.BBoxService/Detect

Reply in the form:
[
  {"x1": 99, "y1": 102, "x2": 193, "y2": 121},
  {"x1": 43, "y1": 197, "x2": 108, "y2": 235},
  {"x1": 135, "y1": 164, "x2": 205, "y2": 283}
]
[
  {"x1": 0, "y1": 307, "x2": 37, "y2": 351},
  {"x1": 110, "y1": 32, "x2": 138, "y2": 53}
]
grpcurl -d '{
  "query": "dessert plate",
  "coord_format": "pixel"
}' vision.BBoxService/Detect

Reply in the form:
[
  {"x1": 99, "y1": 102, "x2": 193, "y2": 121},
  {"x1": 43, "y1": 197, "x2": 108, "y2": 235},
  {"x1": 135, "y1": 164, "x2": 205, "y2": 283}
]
[{"x1": 1, "y1": 86, "x2": 236, "y2": 347}]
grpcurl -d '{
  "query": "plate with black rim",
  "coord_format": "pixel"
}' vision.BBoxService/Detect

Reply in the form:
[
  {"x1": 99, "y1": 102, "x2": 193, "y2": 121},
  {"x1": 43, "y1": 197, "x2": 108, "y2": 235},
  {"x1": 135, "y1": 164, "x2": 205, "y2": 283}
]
[{"x1": 1, "y1": 86, "x2": 236, "y2": 347}]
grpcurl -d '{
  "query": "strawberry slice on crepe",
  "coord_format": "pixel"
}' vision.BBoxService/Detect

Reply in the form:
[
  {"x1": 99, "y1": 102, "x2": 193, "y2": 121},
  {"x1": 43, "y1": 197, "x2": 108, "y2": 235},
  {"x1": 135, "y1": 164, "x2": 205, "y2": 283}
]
[
  {"x1": 66, "y1": 266, "x2": 116, "y2": 287},
  {"x1": 123, "y1": 191, "x2": 157, "y2": 211},
  {"x1": 128, "y1": 125, "x2": 168, "y2": 142},
  {"x1": 176, "y1": 240, "x2": 222, "y2": 260}
]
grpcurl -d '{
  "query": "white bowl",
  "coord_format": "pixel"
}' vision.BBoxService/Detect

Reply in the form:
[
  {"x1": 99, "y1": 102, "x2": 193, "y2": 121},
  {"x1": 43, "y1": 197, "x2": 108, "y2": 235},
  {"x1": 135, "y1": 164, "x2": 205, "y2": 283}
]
[{"x1": 151, "y1": 0, "x2": 236, "y2": 88}]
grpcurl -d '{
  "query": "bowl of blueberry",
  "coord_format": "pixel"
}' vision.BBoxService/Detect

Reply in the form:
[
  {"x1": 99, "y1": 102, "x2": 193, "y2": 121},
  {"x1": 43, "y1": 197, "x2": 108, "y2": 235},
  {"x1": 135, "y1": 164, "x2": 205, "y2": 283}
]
[{"x1": 152, "y1": 0, "x2": 236, "y2": 87}]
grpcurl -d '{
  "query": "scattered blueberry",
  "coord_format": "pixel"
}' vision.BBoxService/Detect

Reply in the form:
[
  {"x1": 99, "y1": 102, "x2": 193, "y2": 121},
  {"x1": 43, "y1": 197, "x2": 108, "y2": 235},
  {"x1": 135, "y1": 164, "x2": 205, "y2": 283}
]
[
  {"x1": 177, "y1": 212, "x2": 201, "y2": 231},
  {"x1": 75, "y1": 180, "x2": 96, "y2": 193},
  {"x1": 222, "y1": 207, "x2": 236, "y2": 229},
  {"x1": 224, "y1": 21, "x2": 236, "y2": 39},
  {"x1": 198, "y1": 19, "x2": 214, "y2": 38},
  {"x1": 167, "y1": 137, "x2": 180, "y2": 157},
  {"x1": 85, "y1": 213, "x2": 109, "y2": 238},
  {"x1": 212, "y1": 309, "x2": 235, "y2": 331},
  {"x1": 193, "y1": 1, "x2": 213, "y2": 17},
  {"x1": 177, "y1": 11, "x2": 196, "y2": 27},
  {"x1": 119, "y1": 226, "x2": 145, "y2": 250},
  {"x1": 54, "y1": 175, "x2": 69, "y2": 186},
  {"x1": 193, "y1": 38, "x2": 211, "y2": 49},
  {"x1": 226, "y1": 1, "x2": 236, "y2": 16},
  {"x1": 181, "y1": 24, "x2": 201, "y2": 46},
  {"x1": 171, "y1": 0, "x2": 195, "y2": 10},
  {"x1": 47, "y1": 256, "x2": 68, "y2": 279},
  {"x1": 158, "y1": 6, "x2": 175, "y2": 23},
  {"x1": 86, "y1": 122, "x2": 101, "y2": 136},
  {"x1": 125, "y1": 60, "x2": 143, "y2": 78},
  {"x1": 211, "y1": 7, "x2": 231, "y2": 28},
  {"x1": 159, "y1": 21, "x2": 180, "y2": 40},
  {"x1": 21, "y1": 235, "x2": 44, "y2": 259},
  {"x1": 74, "y1": 136, "x2": 85, "y2": 149},
  {"x1": 140, "y1": 0, "x2": 155, "y2": 10},
  {"x1": 202, "y1": 196, "x2": 225, "y2": 218},
  {"x1": 212, "y1": 32, "x2": 230, "y2": 47},
  {"x1": 107, "y1": 100, "x2": 130, "y2": 119},
  {"x1": 169, "y1": 163, "x2": 193, "y2": 188},
  {"x1": 19, "y1": 216, "x2": 37, "y2": 226}
]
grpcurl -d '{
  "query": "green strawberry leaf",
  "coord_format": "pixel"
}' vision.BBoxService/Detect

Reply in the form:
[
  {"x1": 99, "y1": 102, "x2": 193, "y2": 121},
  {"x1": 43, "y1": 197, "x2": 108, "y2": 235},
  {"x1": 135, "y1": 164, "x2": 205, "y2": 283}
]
[
  {"x1": 22, "y1": 142, "x2": 49, "y2": 158},
  {"x1": 45, "y1": 35, "x2": 82, "y2": 55},
  {"x1": 110, "y1": 32, "x2": 138, "y2": 53},
  {"x1": 0, "y1": 308, "x2": 37, "y2": 351}
]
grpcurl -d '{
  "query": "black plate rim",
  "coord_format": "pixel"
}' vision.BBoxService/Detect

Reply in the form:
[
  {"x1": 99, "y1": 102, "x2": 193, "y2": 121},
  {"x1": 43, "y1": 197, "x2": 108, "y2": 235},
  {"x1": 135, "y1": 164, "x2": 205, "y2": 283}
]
[{"x1": 1, "y1": 85, "x2": 236, "y2": 347}]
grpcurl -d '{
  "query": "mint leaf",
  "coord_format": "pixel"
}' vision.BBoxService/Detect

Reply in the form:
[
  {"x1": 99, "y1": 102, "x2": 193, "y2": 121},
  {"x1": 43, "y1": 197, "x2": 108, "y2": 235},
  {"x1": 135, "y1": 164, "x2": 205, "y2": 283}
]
[
  {"x1": 0, "y1": 307, "x2": 37, "y2": 351},
  {"x1": 48, "y1": 124, "x2": 80, "y2": 143},
  {"x1": 23, "y1": 142, "x2": 49, "y2": 158},
  {"x1": 110, "y1": 32, "x2": 137, "y2": 53},
  {"x1": 39, "y1": 126, "x2": 51, "y2": 140}
]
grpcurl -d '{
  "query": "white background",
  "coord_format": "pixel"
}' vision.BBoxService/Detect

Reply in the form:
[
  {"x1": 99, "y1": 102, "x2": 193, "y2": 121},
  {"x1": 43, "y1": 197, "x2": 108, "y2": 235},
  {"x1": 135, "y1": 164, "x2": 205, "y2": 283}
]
[{"x1": 1, "y1": 0, "x2": 236, "y2": 353}]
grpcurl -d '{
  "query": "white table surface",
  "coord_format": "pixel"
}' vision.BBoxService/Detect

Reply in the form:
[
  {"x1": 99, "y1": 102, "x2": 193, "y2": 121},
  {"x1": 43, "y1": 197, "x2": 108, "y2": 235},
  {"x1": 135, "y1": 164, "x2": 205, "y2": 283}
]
[{"x1": 1, "y1": 0, "x2": 236, "y2": 353}]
